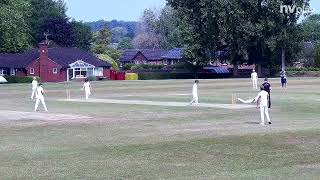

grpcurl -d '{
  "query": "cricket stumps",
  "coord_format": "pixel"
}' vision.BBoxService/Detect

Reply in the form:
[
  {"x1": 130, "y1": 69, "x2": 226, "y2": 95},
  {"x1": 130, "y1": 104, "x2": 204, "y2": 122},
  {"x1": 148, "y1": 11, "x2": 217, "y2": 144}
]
[{"x1": 232, "y1": 93, "x2": 239, "y2": 105}]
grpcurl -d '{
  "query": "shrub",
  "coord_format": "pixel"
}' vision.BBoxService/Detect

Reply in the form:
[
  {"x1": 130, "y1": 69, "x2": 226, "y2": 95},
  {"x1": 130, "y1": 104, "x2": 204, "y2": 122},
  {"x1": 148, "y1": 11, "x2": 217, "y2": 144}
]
[
  {"x1": 4, "y1": 76, "x2": 40, "y2": 83},
  {"x1": 123, "y1": 63, "x2": 135, "y2": 70},
  {"x1": 286, "y1": 67, "x2": 320, "y2": 72}
]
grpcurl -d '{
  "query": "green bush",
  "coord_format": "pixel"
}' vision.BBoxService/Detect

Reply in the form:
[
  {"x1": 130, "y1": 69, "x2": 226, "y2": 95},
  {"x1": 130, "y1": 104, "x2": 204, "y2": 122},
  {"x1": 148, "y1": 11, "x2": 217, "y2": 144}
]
[
  {"x1": 123, "y1": 63, "x2": 135, "y2": 70},
  {"x1": 4, "y1": 76, "x2": 40, "y2": 83},
  {"x1": 286, "y1": 67, "x2": 320, "y2": 72},
  {"x1": 130, "y1": 64, "x2": 164, "y2": 70}
]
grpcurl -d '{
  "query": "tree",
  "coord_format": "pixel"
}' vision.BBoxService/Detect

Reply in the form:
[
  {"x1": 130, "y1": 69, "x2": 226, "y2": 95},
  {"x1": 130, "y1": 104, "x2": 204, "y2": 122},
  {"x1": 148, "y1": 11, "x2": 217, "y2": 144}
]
[
  {"x1": 315, "y1": 44, "x2": 320, "y2": 67},
  {"x1": 97, "y1": 54, "x2": 119, "y2": 70},
  {"x1": 111, "y1": 27, "x2": 128, "y2": 43},
  {"x1": 118, "y1": 37, "x2": 133, "y2": 50},
  {"x1": 134, "y1": 6, "x2": 191, "y2": 50},
  {"x1": 29, "y1": 0, "x2": 68, "y2": 46},
  {"x1": 0, "y1": 0, "x2": 31, "y2": 53},
  {"x1": 40, "y1": 16, "x2": 73, "y2": 47},
  {"x1": 167, "y1": 0, "x2": 309, "y2": 74},
  {"x1": 301, "y1": 14, "x2": 320, "y2": 43},
  {"x1": 91, "y1": 27, "x2": 112, "y2": 54},
  {"x1": 70, "y1": 21, "x2": 93, "y2": 51}
]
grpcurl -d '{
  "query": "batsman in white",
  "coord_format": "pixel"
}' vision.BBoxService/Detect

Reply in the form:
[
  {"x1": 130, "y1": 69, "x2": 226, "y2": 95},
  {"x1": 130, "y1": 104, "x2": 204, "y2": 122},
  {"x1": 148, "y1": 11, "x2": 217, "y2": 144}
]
[
  {"x1": 254, "y1": 85, "x2": 271, "y2": 126},
  {"x1": 190, "y1": 80, "x2": 199, "y2": 105},
  {"x1": 30, "y1": 77, "x2": 38, "y2": 99},
  {"x1": 251, "y1": 69, "x2": 258, "y2": 90},
  {"x1": 82, "y1": 78, "x2": 91, "y2": 100},
  {"x1": 238, "y1": 86, "x2": 272, "y2": 126},
  {"x1": 34, "y1": 83, "x2": 48, "y2": 112}
]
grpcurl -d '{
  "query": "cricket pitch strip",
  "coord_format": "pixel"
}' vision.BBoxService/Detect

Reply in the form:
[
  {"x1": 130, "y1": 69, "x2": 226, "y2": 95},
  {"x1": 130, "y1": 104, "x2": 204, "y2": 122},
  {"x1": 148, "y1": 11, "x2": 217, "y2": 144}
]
[{"x1": 59, "y1": 98, "x2": 256, "y2": 109}]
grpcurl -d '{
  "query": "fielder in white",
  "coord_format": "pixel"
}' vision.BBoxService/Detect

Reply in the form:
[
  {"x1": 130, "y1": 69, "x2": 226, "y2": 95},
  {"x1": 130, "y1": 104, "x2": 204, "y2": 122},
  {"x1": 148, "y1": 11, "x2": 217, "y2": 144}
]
[
  {"x1": 251, "y1": 69, "x2": 258, "y2": 90},
  {"x1": 254, "y1": 86, "x2": 271, "y2": 125},
  {"x1": 82, "y1": 79, "x2": 91, "y2": 100},
  {"x1": 34, "y1": 83, "x2": 48, "y2": 112},
  {"x1": 31, "y1": 77, "x2": 38, "y2": 99},
  {"x1": 190, "y1": 80, "x2": 199, "y2": 105}
]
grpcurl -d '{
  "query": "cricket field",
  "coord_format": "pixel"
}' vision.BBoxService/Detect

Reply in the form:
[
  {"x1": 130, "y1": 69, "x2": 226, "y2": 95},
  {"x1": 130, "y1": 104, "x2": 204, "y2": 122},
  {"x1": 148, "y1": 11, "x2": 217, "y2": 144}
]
[{"x1": 0, "y1": 78, "x2": 319, "y2": 179}]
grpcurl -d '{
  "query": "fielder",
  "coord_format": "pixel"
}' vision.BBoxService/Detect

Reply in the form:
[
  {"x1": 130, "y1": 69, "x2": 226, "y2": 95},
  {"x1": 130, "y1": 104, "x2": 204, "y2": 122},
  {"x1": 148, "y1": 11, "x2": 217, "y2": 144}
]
[
  {"x1": 190, "y1": 80, "x2": 199, "y2": 105},
  {"x1": 34, "y1": 83, "x2": 48, "y2": 112},
  {"x1": 254, "y1": 86, "x2": 271, "y2": 125},
  {"x1": 280, "y1": 71, "x2": 287, "y2": 88},
  {"x1": 82, "y1": 79, "x2": 91, "y2": 100},
  {"x1": 251, "y1": 69, "x2": 258, "y2": 90},
  {"x1": 31, "y1": 77, "x2": 38, "y2": 99}
]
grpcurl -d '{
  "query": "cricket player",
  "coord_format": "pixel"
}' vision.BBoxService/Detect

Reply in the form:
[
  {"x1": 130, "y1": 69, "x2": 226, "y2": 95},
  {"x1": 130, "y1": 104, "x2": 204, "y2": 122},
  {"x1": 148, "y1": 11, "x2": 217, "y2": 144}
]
[
  {"x1": 280, "y1": 71, "x2": 287, "y2": 88},
  {"x1": 31, "y1": 77, "x2": 38, "y2": 99},
  {"x1": 262, "y1": 78, "x2": 271, "y2": 108},
  {"x1": 82, "y1": 79, "x2": 91, "y2": 100},
  {"x1": 34, "y1": 83, "x2": 48, "y2": 112},
  {"x1": 251, "y1": 69, "x2": 258, "y2": 90},
  {"x1": 190, "y1": 80, "x2": 199, "y2": 105},
  {"x1": 254, "y1": 86, "x2": 271, "y2": 125}
]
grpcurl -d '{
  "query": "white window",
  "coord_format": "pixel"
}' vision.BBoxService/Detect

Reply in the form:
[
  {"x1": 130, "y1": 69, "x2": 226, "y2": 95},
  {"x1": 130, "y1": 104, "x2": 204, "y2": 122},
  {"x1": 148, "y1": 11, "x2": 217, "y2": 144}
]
[
  {"x1": 0, "y1": 69, "x2": 6, "y2": 75},
  {"x1": 94, "y1": 67, "x2": 103, "y2": 76},
  {"x1": 10, "y1": 68, "x2": 16, "y2": 75},
  {"x1": 53, "y1": 68, "x2": 58, "y2": 74},
  {"x1": 30, "y1": 68, "x2": 34, "y2": 75}
]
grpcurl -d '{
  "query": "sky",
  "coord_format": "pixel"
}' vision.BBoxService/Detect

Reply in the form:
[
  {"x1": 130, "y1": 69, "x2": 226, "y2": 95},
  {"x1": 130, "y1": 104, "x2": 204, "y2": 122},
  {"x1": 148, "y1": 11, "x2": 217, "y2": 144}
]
[
  {"x1": 65, "y1": 0, "x2": 319, "y2": 22},
  {"x1": 64, "y1": 0, "x2": 166, "y2": 22}
]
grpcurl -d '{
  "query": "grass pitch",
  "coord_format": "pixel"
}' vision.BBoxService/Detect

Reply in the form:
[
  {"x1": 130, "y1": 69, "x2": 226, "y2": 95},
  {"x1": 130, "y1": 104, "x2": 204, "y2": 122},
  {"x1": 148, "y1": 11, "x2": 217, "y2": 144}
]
[{"x1": 0, "y1": 78, "x2": 320, "y2": 179}]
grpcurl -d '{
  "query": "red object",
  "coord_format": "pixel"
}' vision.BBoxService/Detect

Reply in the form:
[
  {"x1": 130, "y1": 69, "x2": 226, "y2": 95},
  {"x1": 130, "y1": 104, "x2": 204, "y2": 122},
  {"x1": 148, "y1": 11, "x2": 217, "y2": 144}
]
[
  {"x1": 109, "y1": 70, "x2": 117, "y2": 80},
  {"x1": 116, "y1": 72, "x2": 126, "y2": 80}
]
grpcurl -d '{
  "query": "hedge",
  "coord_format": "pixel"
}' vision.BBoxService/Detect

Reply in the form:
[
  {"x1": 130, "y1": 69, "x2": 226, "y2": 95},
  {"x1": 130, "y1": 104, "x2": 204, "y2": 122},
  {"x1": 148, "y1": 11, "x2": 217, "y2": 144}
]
[
  {"x1": 4, "y1": 76, "x2": 40, "y2": 83},
  {"x1": 286, "y1": 67, "x2": 320, "y2": 72},
  {"x1": 138, "y1": 73, "x2": 230, "y2": 80}
]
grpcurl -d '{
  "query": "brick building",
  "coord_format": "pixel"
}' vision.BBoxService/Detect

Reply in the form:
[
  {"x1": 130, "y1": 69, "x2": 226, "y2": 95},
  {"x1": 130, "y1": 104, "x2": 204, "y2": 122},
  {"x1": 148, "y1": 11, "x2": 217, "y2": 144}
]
[{"x1": 0, "y1": 43, "x2": 111, "y2": 82}]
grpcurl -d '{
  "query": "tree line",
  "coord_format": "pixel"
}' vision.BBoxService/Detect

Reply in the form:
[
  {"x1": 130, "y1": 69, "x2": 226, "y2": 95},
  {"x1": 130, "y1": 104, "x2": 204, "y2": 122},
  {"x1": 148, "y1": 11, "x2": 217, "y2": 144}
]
[{"x1": 1, "y1": 0, "x2": 319, "y2": 72}]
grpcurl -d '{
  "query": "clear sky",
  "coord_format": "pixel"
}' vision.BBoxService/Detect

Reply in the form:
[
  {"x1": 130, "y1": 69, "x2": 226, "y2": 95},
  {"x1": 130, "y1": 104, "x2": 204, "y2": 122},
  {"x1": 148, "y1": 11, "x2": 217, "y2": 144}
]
[
  {"x1": 64, "y1": 0, "x2": 166, "y2": 22},
  {"x1": 65, "y1": 0, "x2": 319, "y2": 22}
]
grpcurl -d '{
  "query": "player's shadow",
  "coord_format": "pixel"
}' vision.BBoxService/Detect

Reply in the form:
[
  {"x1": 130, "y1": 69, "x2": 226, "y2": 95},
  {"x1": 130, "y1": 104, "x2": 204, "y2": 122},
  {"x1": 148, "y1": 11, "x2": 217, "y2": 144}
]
[{"x1": 244, "y1": 122, "x2": 260, "y2": 125}]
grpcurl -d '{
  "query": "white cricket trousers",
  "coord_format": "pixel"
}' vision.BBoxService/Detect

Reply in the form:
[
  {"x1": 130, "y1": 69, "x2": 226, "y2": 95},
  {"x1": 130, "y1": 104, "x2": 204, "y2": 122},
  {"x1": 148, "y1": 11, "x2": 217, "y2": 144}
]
[
  {"x1": 85, "y1": 90, "x2": 91, "y2": 100},
  {"x1": 34, "y1": 97, "x2": 48, "y2": 111},
  {"x1": 31, "y1": 88, "x2": 37, "y2": 99},
  {"x1": 260, "y1": 106, "x2": 270, "y2": 124},
  {"x1": 252, "y1": 79, "x2": 258, "y2": 90},
  {"x1": 190, "y1": 94, "x2": 199, "y2": 104}
]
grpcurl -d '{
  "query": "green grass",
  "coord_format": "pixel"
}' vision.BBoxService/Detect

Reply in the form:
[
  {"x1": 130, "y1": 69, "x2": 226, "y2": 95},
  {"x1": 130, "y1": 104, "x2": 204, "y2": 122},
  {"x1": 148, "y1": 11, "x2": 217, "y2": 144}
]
[{"x1": 0, "y1": 78, "x2": 320, "y2": 179}]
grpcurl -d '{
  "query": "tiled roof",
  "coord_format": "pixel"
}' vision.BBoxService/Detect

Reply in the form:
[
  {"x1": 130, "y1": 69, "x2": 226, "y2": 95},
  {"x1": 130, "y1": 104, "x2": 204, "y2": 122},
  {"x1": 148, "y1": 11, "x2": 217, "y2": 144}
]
[
  {"x1": 119, "y1": 49, "x2": 167, "y2": 62},
  {"x1": 0, "y1": 48, "x2": 111, "y2": 68},
  {"x1": 47, "y1": 48, "x2": 110, "y2": 67},
  {"x1": 119, "y1": 49, "x2": 140, "y2": 61},
  {"x1": 162, "y1": 48, "x2": 183, "y2": 59},
  {"x1": 0, "y1": 49, "x2": 38, "y2": 68}
]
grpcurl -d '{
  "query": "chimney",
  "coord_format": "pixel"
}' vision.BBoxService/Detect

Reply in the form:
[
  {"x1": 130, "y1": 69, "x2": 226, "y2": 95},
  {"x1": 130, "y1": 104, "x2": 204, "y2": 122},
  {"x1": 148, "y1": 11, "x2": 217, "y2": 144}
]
[
  {"x1": 38, "y1": 43, "x2": 48, "y2": 80},
  {"x1": 39, "y1": 43, "x2": 48, "y2": 60}
]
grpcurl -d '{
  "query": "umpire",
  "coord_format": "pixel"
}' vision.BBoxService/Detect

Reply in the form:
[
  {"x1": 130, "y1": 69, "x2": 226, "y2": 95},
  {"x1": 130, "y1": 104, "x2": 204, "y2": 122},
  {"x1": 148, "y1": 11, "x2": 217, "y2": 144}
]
[{"x1": 262, "y1": 78, "x2": 271, "y2": 108}]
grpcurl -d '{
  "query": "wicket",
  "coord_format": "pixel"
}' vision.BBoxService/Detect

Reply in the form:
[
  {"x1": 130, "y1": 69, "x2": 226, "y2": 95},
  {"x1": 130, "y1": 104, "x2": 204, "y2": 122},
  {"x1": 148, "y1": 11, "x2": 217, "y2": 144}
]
[{"x1": 231, "y1": 93, "x2": 239, "y2": 104}]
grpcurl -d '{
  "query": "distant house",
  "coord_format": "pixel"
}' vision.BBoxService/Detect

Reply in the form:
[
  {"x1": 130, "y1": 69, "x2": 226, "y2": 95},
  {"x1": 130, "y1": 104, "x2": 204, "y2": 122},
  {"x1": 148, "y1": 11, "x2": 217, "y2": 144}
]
[
  {"x1": 119, "y1": 49, "x2": 184, "y2": 67},
  {"x1": 0, "y1": 43, "x2": 111, "y2": 82},
  {"x1": 162, "y1": 48, "x2": 184, "y2": 65}
]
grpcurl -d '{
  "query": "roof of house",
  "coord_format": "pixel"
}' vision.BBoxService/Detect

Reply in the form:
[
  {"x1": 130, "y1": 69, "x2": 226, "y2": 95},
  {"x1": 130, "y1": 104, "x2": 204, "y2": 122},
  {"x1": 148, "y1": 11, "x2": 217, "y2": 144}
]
[
  {"x1": 47, "y1": 48, "x2": 110, "y2": 68},
  {"x1": 119, "y1": 49, "x2": 167, "y2": 62},
  {"x1": 0, "y1": 49, "x2": 38, "y2": 68},
  {"x1": 162, "y1": 48, "x2": 183, "y2": 59},
  {"x1": 0, "y1": 48, "x2": 111, "y2": 68},
  {"x1": 119, "y1": 49, "x2": 141, "y2": 61},
  {"x1": 203, "y1": 66, "x2": 230, "y2": 74}
]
